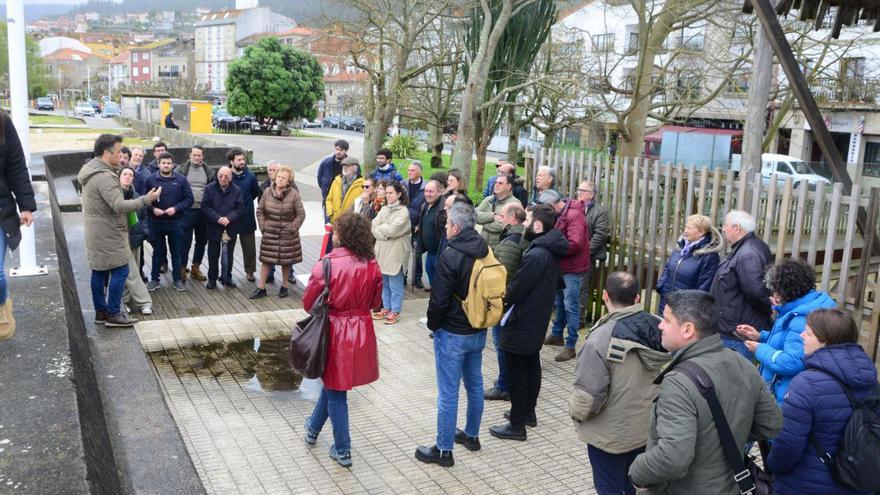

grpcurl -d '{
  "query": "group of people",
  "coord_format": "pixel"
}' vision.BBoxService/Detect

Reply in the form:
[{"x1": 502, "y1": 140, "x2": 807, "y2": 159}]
[
  {"x1": 79, "y1": 135, "x2": 306, "y2": 327},
  {"x1": 304, "y1": 144, "x2": 879, "y2": 495}
]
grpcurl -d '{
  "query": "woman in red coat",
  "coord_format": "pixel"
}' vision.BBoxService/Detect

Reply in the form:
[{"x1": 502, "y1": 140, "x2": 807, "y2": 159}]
[{"x1": 303, "y1": 212, "x2": 382, "y2": 468}]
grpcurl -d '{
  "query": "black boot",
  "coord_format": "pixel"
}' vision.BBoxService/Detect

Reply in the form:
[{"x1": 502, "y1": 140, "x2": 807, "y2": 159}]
[
  {"x1": 504, "y1": 410, "x2": 537, "y2": 427},
  {"x1": 489, "y1": 422, "x2": 527, "y2": 441},
  {"x1": 249, "y1": 288, "x2": 267, "y2": 299},
  {"x1": 414, "y1": 445, "x2": 454, "y2": 467},
  {"x1": 454, "y1": 429, "x2": 481, "y2": 452}
]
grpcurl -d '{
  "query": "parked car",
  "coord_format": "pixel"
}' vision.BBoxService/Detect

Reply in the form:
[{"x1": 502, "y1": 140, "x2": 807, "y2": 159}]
[
  {"x1": 35, "y1": 97, "x2": 54, "y2": 111},
  {"x1": 74, "y1": 102, "x2": 96, "y2": 117},
  {"x1": 323, "y1": 116, "x2": 342, "y2": 128},
  {"x1": 302, "y1": 118, "x2": 322, "y2": 128},
  {"x1": 760, "y1": 153, "x2": 831, "y2": 188},
  {"x1": 213, "y1": 108, "x2": 250, "y2": 131},
  {"x1": 102, "y1": 103, "x2": 121, "y2": 118},
  {"x1": 351, "y1": 116, "x2": 365, "y2": 132},
  {"x1": 86, "y1": 99, "x2": 102, "y2": 114},
  {"x1": 250, "y1": 118, "x2": 279, "y2": 134}
]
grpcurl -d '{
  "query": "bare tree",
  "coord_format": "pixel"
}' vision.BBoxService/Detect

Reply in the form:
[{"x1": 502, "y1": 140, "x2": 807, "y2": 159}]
[{"x1": 333, "y1": 0, "x2": 460, "y2": 168}]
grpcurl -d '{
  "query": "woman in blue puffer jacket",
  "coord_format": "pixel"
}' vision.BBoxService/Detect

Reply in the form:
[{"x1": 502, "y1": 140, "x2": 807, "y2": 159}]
[
  {"x1": 767, "y1": 308, "x2": 877, "y2": 495},
  {"x1": 736, "y1": 258, "x2": 837, "y2": 404},
  {"x1": 656, "y1": 214, "x2": 721, "y2": 315}
]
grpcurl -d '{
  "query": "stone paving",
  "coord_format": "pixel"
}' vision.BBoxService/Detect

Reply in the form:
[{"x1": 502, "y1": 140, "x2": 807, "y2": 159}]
[{"x1": 135, "y1": 300, "x2": 597, "y2": 494}]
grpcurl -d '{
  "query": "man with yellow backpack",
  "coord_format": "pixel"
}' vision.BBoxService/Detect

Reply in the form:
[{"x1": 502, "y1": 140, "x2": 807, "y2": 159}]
[{"x1": 415, "y1": 202, "x2": 506, "y2": 468}]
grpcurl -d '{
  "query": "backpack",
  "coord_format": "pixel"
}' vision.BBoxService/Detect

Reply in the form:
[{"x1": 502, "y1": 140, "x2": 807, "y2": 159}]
[
  {"x1": 456, "y1": 247, "x2": 507, "y2": 329},
  {"x1": 809, "y1": 371, "x2": 880, "y2": 492}
]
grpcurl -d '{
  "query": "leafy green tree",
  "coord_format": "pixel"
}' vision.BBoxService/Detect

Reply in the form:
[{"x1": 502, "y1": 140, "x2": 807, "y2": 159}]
[
  {"x1": 226, "y1": 37, "x2": 324, "y2": 132},
  {"x1": 0, "y1": 23, "x2": 53, "y2": 98}
]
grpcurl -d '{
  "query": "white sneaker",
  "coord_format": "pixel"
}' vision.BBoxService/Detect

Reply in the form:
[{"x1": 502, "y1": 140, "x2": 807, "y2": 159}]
[
  {"x1": 140, "y1": 305, "x2": 153, "y2": 315},
  {"x1": 124, "y1": 305, "x2": 131, "y2": 313}
]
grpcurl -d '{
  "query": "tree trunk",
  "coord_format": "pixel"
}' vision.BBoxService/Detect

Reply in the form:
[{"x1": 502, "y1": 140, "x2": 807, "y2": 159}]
[
  {"x1": 507, "y1": 110, "x2": 521, "y2": 163},
  {"x1": 474, "y1": 125, "x2": 493, "y2": 194},
  {"x1": 742, "y1": 25, "x2": 774, "y2": 175},
  {"x1": 451, "y1": 0, "x2": 515, "y2": 181},
  {"x1": 543, "y1": 129, "x2": 556, "y2": 149},
  {"x1": 428, "y1": 124, "x2": 444, "y2": 168}
]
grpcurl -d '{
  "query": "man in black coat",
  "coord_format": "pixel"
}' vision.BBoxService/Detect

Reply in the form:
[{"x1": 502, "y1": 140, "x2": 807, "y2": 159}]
[
  {"x1": 0, "y1": 113, "x2": 36, "y2": 339},
  {"x1": 709, "y1": 209, "x2": 772, "y2": 360},
  {"x1": 201, "y1": 166, "x2": 245, "y2": 288},
  {"x1": 490, "y1": 203, "x2": 568, "y2": 441},
  {"x1": 316, "y1": 139, "x2": 349, "y2": 218},
  {"x1": 416, "y1": 202, "x2": 490, "y2": 468}
]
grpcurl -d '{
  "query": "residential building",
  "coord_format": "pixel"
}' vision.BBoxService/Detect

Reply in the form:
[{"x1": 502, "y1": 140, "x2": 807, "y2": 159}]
[
  {"x1": 194, "y1": 7, "x2": 296, "y2": 94},
  {"x1": 42, "y1": 48, "x2": 104, "y2": 94},
  {"x1": 129, "y1": 40, "x2": 176, "y2": 84},
  {"x1": 109, "y1": 50, "x2": 131, "y2": 91},
  {"x1": 153, "y1": 40, "x2": 195, "y2": 82}
]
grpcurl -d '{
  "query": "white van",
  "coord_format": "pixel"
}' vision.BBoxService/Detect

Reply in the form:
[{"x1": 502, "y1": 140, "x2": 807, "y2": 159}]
[{"x1": 760, "y1": 153, "x2": 831, "y2": 188}]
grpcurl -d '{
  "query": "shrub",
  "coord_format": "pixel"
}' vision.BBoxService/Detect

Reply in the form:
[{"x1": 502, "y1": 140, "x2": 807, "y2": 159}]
[{"x1": 385, "y1": 134, "x2": 418, "y2": 159}]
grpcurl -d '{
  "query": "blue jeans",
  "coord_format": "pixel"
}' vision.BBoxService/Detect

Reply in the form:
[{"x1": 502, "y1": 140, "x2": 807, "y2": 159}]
[
  {"x1": 721, "y1": 335, "x2": 755, "y2": 361},
  {"x1": 90, "y1": 264, "x2": 129, "y2": 316},
  {"x1": 381, "y1": 269, "x2": 405, "y2": 313},
  {"x1": 492, "y1": 326, "x2": 507, "y2": 392},
  {"x1": 552, "y1": 273, "x2": 584, "y2": 349},
  {"x1": 0, "y1": 225, "x2": 7, "y2": 305},
  {"x1": 307, "y1": 387, "x2": 350, "y2": 454},
  {"x1": 425, "y1": 251, "x2": 438, "y2": 287},
  {"x1": 150, "y1": 220, "x2": 183, "y2": 282},
  {"x1": 588, "y1": 444, "x2": 644, "y2": 495},
  {"x1": 181, "y1": 208, "x2": 207, "y2": 266},
  {"x1": 433, "y1": 329, "x2": 487, "y2": 451}
]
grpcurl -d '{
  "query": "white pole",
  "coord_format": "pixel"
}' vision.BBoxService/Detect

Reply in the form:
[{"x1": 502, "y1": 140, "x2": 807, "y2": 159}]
[{"x1": 6, "y1": 0, "x2": 45, "y2": 277}]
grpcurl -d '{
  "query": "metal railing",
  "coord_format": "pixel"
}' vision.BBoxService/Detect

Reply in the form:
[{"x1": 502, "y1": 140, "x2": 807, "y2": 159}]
[{"x1": 809, "y1": 77, "x2": 879, "y2": 104}]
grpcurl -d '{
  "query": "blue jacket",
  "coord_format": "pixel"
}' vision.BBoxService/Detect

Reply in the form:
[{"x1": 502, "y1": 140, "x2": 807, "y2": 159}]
[
  {"x1": 767, "y1": 344, "x2": 877, "y2": 495},
  {"x1": 134, "y1": 163, "x2": 154, "y2": 195},
  {"x1": 755, "y1": 290, "x2": 837, "y2": 404},
  {"x1": 317, "y1": 154, "x2": 345, "y2": 200},
  {"x1": 231, "y1": 167, "x2": 260, "y2": 233},
  {"x1": 143, "y1": 171, "x2": 193, "y2": 223},
  {"x1": 370, "y1": 164, "x2": 403, "y2": 183},
  {"x1": 656, "y1": 229, "x2": 722, "y2": 314},
  {"x1": 201, "y1": 181, "x2": 245, "y2": 241}
]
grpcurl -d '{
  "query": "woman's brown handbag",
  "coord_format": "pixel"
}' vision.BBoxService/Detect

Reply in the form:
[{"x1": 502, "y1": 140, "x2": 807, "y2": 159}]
[{"x1": 289, "y1": 258, "x2": 331, "y2": 379}]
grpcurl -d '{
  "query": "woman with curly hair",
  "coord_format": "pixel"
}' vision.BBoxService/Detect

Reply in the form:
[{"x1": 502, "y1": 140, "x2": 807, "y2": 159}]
[
  {"x1": 735, "y1": 258, "x2": 836, "y2": 404},
  {"x1": 371, "y1": 181, "x2": 411, "y2": 325},
  {"x1": 303, "y1": 212, "x2": 383, "y2": 468}
]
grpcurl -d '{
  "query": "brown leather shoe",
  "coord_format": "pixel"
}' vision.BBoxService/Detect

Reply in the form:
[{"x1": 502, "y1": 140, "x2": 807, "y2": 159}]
[
  {"x1": 246, "y1": 272, "x2": 256, "y2": 282},
  {"x1": 190, "y1": 265, "x2": 207, "y2": 281},
  {"x1": 554, "y1": 348, "x2": 576, "y2": 362},
  {"x1": 105, "y1": 313, "x2": 138, "y2": 328},
  {"x1": 543, "y1": 334, "x2": 564, "y2": 346},
  {"x1": 180, "y1": 267, "x2": 188, "y2": 282}
]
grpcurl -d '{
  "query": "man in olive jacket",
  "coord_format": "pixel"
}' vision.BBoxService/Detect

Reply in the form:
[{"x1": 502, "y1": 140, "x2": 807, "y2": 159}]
[
  {"x1": 628, "y1": 290, "x2": 782, "y2": 494},
  {"x1": 475, "y1": 173, "x2": 520, "y2": 248},
  {"x1": 485, "y1": 202, "x2": 527, "y2": 402},
  {"x1": 78, "y1": 134, "x2": 160, "y2": 327},
  {"x1": 569, "y1": 272, "x2": 669, "y2": 494}
]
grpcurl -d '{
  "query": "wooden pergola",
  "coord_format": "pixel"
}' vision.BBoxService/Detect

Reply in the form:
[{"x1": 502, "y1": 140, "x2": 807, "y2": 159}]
[{"x1": 742, "y1": 0, "x2": 880, "y2": 245}]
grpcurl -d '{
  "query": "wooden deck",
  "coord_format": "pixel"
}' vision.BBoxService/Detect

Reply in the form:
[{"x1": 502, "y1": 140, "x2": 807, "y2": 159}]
[{"x1": 138, "y1": 234, "x2": 430, "y2": 322}]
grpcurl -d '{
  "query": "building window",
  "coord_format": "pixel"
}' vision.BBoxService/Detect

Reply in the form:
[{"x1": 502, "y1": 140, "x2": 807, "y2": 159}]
[
  {"x1": 133, "y1": 67, "x2": 139, "y2": 76},
  {"x1": 592, "y1": 33, "x2": 614, "y2": 52},
  {"x1": 143, "y1": 66, "x2": 150, "y2": 74},
  {"x1": 727, "y1": 73, "x2": 749, "y2": 95},
  {"x1": 144, "y1": 52, "x2": 150, "y2": 60},
  {"x1": 627, "y1": 31, "x2": 639, "y2": 54},
  {"x1": 133, "y1": 52, "x2": 139, "y2": 62},
  {"x1": 674, "y1": 74, "x2": 702, "y2": 101}
]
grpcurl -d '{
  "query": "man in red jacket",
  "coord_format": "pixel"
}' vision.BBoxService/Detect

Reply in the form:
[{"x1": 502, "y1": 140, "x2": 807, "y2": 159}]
[{"x1": 540, "y1": 189, "x2": 590, "y2": 361}]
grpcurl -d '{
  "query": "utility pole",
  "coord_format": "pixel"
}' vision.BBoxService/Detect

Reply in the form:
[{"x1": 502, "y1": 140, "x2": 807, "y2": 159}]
[
  {"x1": 6, "y1": 0, "x2": 47, "y2": 277},
  {"x1": 741, "y1": 19, "x2": 774, "y2": 175}
]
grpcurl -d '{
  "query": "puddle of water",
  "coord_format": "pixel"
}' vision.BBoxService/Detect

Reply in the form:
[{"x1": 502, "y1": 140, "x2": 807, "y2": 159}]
[{"x1": 150, "y1": 337, "x2": 304, "y2": 392}]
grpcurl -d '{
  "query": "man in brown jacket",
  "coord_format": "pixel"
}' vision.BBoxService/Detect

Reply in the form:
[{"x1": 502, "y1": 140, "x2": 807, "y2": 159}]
[
  {"x1": 78, "y1": 134, "x2": 160, "y2": 327},
  {"x1": 569, "y1": 272, "x2": 669, "y2": 494}
]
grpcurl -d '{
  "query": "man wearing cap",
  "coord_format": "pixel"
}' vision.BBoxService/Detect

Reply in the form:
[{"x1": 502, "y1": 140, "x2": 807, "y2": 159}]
[{"x1": 325, "y1": 156, "x2": 364, "y2": 224}]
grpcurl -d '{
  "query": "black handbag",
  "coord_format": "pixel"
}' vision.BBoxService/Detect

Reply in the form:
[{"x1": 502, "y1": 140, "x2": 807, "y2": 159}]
[
  {"x1": 674, "y1": 361, "x2": 774, "y2": 495},
  {"x1": 289, "y1": 257, "x2": 331, "y2": 379}
]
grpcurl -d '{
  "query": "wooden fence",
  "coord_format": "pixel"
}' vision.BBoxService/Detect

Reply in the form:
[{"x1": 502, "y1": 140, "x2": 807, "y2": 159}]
[{"x1": 525, "y1": 149, "x2": 880, "y2": 360}]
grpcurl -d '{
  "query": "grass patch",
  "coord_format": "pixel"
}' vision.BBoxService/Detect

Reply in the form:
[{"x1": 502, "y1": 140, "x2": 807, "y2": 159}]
[{"x1": 29, "y1": 114, "x2": 84, "y2": 125}]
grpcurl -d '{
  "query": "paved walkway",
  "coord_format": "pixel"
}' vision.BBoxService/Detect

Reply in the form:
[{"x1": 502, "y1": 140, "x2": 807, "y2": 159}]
[{"x1": 136, "y1": 301, "x2": 594, "y2": 494}]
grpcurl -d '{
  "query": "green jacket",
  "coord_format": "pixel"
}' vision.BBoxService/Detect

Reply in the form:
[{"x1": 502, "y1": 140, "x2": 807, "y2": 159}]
[
  {"x1": 628, "y1": 334, "x2": 783, "y2": 494},
  {"x1": 475, "y1": 193, "x2": 519, "y2": 248},
  {"x1": 494, "y1": 223, "x2": 524, "y2": 284},
  {"x1": 569, "y1": 304, "x2": 669, "y2": 453}
]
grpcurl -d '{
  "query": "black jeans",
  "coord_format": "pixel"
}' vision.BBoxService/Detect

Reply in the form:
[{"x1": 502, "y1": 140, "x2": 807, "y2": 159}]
[
  {"x1": 150, "y1": 220, "x2": 183, "y2": 282},
  {"x1": 504, "y1": 351, "x2": 541, "y2": 428},
  {"x1": 182, "y1": 208, "x2": 207, "y2": 267},
  {"x1": 587, "y1": 444, "x2": 644, "y2": 495}
]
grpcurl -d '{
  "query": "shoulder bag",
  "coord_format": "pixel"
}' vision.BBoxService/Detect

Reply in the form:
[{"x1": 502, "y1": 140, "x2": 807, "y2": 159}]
[{"x1": 289, "y1": 257, "x2": 331, "y2": 379}]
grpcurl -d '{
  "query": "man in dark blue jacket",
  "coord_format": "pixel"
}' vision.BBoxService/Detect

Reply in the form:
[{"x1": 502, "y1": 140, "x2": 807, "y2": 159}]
[
  {"x1": 316, "y1": 139, "x2": 349, "y2": 215},
  {"x1": 227, "y1": 147, "x2": 260, "y2": 282},
  {"x1": 407, "y1": 161, "x2": 426, "y2": 288},
  {"x1": 491, "y1": 204, "x2": 568, "y2": 441},
  {"x1": 416, "y1": 203, "x2": 489, "y2": 468},
  {"x1": 201, "y1": 166, "x2": 246, "y2": 288},
  {"x1": 144, "y1": 152, "x2": 193, "y2": 292}
]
